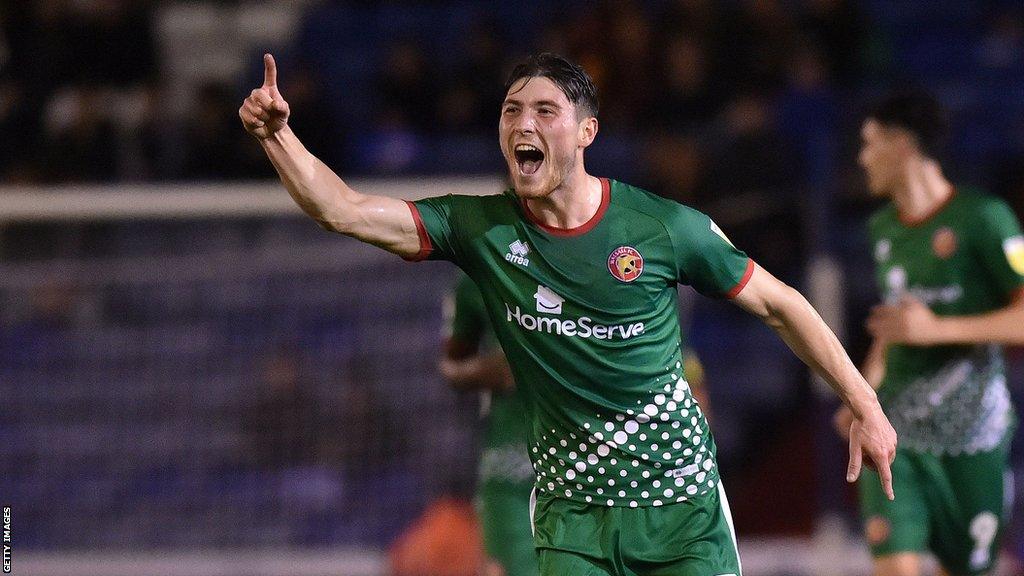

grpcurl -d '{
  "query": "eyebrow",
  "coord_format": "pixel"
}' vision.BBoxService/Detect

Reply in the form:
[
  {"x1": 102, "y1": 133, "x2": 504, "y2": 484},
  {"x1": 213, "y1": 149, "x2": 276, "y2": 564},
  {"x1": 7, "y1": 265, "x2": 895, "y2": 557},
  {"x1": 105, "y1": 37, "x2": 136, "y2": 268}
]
[{"x1": 502, "y1": 98, "x2": 564, "y2": 109}]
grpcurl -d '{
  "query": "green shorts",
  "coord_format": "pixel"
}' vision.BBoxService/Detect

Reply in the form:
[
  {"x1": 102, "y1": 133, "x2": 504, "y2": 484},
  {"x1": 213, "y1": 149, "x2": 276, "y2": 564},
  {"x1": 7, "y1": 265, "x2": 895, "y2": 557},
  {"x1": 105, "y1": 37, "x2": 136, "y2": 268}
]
[
  {"x1": 858, "y1": 440, "x2": 1013, "y2": 576},
  {"x1": 530, "y1": 482, "x2": 741, "y2": 576},
  {"x1": 478, "y1": 482, "x2": 539, "y2": 576}
]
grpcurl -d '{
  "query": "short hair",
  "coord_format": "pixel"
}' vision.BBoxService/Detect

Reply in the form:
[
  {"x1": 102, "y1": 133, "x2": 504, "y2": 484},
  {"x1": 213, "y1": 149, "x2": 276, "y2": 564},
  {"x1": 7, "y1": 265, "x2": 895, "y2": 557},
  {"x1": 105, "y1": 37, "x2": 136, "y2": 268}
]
[
  {"x1": 865, "y1": 92, "x2": 948, "y2": 159},
  {"x1": 504, "y1": 52, "x2": 599, "y2": 119}
]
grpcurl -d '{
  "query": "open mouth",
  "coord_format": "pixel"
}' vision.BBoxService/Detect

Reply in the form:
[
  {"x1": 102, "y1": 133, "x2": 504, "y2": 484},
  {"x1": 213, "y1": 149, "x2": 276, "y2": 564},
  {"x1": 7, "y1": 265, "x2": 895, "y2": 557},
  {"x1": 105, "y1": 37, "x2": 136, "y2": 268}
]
[{"x1": 514, "y1": 144, "x2": 545, "y2": 175}]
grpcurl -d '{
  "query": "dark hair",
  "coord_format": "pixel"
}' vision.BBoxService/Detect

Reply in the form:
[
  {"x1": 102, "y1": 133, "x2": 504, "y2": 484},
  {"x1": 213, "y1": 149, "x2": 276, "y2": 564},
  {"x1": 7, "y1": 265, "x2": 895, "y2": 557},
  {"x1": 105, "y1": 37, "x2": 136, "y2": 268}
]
[
  {"x1": 866, "y1": 92, "x2": 948, "y2": 159},
  {"x1": 504, "y1": 52, "x2": 599, "y2": 119}
]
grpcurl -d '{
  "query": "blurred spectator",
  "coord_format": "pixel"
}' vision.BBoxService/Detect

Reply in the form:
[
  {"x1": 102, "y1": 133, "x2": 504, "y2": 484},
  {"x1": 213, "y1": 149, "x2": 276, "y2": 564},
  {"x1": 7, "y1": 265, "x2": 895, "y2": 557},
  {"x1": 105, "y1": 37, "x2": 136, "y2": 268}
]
[
  {"x1": 648, "y1": 33, "x2": 723, "y2": 131},
  {"x1": 437, "y1": 19, "x2": 509, "y2": 133},
  {"x1": 130, "y1": 82, "x2": 181, "y2": 181},
  {"x1": 0, "y1": 76, "x2": 45, "y2": 182},
  {"x1": 706, "y1": 91, "x2": 803, "y2": 281},
  {"x1": 5, "y1": 0, "x2": 76, "y2": 96},
  {"x1": 710, "y1": 92, "x2": 794, "y2": 194},
  {"x1": 776, "y1": 42, "x2": 840, "y2": 172},
  {"x1": 641, "y1": 130, "x2": 709, "y2": 207},
  {"x1": 42, "y1": 86, "x2": 119, "y2": 182},
  {"x1": 600, "y1": 1, "x2": 657, "y2": 128},
  {"x1": 376, "y1": 39, "x2": 439, "y2": 133},
  {"x1": 546, "y1": 7, "x2": 609, "y2": 95},
  {"x1": 64, "y1": 0, "x2": 157, "y2": 88},
  {"x1": 716, "y1": 0, "x2": 799, "y2": 92},
  {"x1": 797, "y1": 0, "x2": 869, "y2": 85},
  {"x1": 656, "y1": 0, "x2": 721, "y2": 40},
  {"x1": 279, "y1": 60, "x2": 347, "y2": 171}
]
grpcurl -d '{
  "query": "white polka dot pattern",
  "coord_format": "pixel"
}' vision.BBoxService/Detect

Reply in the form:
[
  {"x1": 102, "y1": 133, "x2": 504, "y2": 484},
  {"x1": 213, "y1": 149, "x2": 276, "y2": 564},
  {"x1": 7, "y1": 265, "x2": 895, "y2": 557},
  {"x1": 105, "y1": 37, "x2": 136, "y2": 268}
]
[{"x1": 530, "y1": 364, "x2": 718, "y2": 507}]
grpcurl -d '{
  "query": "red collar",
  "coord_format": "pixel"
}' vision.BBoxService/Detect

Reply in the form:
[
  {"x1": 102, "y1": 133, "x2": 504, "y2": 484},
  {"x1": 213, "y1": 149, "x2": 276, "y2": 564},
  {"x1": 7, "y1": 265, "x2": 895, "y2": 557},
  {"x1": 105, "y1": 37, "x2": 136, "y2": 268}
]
[{"x1": 520, "y1": 178, "x2": 611, "y2": 237}]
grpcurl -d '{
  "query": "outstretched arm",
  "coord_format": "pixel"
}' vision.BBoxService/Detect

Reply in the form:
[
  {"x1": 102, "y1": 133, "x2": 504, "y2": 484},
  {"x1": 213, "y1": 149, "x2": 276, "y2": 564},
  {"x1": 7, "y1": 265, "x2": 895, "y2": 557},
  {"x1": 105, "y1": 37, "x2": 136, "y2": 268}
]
[
  {"x1": 731, "y1": 264, "x2": 897, "y2": 499},
  {"x1": 239, "y1": 54, "x2": 421, "y2": 257}
]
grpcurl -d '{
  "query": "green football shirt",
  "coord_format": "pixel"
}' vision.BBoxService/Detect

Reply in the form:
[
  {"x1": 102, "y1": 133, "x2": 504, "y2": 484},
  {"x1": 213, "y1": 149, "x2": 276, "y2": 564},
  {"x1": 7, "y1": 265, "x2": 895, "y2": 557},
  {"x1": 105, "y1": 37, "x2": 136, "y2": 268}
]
[
  {"x1": 410, "y1": 178, "x2": 753, "y2": 507},
  {"x1": 445, "y1": 272, "x2": 535, "y2": 489},
  {"x1": 869, "y1": 187, "x2": 1024, "y2": 455}
]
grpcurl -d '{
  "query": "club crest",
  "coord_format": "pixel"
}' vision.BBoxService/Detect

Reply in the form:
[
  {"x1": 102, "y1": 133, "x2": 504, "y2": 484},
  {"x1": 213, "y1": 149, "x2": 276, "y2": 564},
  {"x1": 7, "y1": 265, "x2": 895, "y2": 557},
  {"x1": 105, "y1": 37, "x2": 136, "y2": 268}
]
[
  {"x1": 931, "y1": 227, "x2": 957, "y2": 259},
  {"x1": 608, "y1": 246, "x2": 644, "y2": 282}
]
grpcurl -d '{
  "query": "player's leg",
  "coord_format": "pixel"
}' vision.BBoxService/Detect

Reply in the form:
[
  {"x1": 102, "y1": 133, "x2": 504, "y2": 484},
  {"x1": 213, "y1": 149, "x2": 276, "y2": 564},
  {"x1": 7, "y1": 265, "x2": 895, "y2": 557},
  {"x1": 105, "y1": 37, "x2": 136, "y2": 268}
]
[
  {"x1": 530, "y1": 491, "x2": 618, "y2": 576},
  {"x1": 927, "y1": 441, "x2": 1012, "y2": 576},
  {"x1": 620, "y1": 482, "x2": 742, "y2": 576},
  {"x1": 479, "y1": 483, "x2": 539, "y2": 576},
  {"x1": 859, "y1": 449, "x2": 931, "y2": 576},
  {"x1": 536, "y1": 548, "x2": 614, "y2": 576}
]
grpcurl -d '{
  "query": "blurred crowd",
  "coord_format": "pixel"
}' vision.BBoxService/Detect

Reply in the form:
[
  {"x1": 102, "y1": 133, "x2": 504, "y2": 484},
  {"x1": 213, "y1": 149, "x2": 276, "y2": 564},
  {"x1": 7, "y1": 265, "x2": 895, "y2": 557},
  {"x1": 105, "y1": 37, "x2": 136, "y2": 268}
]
[
  {"x1": 3, "y1": 1, "x2": 1023, "y2": 273},
  {"x1": 0, "y1": 1, "x2": 1016, "y2": 181}
]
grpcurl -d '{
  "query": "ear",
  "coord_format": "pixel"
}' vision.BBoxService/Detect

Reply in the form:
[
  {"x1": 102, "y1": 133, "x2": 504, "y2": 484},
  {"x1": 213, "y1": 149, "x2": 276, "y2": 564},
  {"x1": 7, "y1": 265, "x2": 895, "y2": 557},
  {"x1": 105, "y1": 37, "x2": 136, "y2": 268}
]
[{"x1": 578, "y1": 116, "x2": 599, "y2": 148}]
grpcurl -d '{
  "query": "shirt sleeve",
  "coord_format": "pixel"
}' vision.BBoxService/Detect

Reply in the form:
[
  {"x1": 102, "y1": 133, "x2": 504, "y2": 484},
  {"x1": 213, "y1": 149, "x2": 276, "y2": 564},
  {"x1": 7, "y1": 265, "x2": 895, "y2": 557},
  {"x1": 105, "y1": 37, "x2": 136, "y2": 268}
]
[
  {"x1": 406, "y1": 195, "x2": 466, "y2": 263},
  {"x1": 668, "y1": 206, "x2": 754, "y2": 298},
  {"x1": 973, "y1": 197, "x2": 1024, "y2": 299}
]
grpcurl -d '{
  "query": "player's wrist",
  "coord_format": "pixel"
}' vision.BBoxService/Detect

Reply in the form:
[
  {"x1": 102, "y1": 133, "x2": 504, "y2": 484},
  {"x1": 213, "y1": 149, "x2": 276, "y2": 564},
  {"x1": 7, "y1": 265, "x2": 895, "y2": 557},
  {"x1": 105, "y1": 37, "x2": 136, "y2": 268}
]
[
  {"x1": 846, "y1": 387, "x2": 881, "y2": 420},
  {"x1": 257, "y1": 126, "x2": 284, "y2": 144}
]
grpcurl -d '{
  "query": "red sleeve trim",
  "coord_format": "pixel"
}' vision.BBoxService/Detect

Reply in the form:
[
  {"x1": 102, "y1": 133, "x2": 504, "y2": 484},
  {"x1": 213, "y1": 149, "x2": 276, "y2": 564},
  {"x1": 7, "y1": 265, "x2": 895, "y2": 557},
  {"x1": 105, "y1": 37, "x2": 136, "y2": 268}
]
[
  {"x1": 725, "y1": 259, "x2": 756, "y2": 299},
  {"x1": 403, "y1": 200, "x2": 433, "y2": 262}
]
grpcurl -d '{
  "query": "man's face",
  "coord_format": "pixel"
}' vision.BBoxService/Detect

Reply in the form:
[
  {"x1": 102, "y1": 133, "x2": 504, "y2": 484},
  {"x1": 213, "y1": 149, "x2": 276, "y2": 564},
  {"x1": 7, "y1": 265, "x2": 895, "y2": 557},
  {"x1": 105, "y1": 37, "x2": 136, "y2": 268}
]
[
  {"x1": 499, "y1": 76, "x2": 595, "y2": 197},
  {"x1": 858, "y1": 119, "x2": 909, "y2": 197}
]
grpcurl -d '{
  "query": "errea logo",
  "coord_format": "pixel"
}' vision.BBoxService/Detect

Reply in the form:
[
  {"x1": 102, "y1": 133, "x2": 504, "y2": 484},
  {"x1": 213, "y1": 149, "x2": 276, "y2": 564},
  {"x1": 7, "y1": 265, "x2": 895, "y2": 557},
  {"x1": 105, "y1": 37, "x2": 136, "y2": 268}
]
[{"x1": 505, "y1": 239, "x2": 530, "y2": 267}]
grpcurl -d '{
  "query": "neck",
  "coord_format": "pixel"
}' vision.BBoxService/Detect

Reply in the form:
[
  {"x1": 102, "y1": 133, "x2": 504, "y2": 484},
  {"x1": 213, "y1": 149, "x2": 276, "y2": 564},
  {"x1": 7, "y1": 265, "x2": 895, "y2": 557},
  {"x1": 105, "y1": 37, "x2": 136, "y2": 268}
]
[
  {"x1": 892, "y1": 157, "x2": 953, "y2": 224},
  {"x1": 525, "y1": 167, "x2": 602, "y2": 229}
]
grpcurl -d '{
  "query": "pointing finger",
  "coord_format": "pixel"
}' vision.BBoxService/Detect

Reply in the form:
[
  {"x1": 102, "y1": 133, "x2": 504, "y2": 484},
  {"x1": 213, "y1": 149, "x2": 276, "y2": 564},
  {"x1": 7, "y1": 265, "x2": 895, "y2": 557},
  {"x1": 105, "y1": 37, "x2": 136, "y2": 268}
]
[
  {"x1": 877, "y1": 457, "x2": 895, "y2": 500},
  {"x1": 263, "y1": 53, "x2": 277, "y2": 88}
]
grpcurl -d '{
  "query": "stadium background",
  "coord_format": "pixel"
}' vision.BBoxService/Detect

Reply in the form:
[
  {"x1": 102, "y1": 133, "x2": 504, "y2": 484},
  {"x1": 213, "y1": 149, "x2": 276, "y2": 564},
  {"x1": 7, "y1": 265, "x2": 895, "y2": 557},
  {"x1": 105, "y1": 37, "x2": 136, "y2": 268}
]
[{"x1": 0, "y1": 0, "x2": 1022, "y2": 574}]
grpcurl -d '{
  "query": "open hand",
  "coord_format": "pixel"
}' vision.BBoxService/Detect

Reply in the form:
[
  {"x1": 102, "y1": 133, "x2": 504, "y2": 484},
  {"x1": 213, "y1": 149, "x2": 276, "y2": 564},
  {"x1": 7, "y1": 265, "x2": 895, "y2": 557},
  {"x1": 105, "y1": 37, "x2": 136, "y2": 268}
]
[{"x1": 239, "y1": 53, "x2": 290, "y2": 140}]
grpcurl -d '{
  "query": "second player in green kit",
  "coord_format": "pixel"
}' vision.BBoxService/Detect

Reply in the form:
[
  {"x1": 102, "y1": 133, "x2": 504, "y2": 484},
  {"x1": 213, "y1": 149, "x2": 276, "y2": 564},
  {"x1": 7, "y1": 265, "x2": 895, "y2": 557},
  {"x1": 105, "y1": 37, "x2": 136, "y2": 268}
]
[
  {"x1": 442, "y1": 273, "x2": 538, "y2": 576},
  {"x1": 838, "y1": 93, "x2": 1024, "y2": 576}
]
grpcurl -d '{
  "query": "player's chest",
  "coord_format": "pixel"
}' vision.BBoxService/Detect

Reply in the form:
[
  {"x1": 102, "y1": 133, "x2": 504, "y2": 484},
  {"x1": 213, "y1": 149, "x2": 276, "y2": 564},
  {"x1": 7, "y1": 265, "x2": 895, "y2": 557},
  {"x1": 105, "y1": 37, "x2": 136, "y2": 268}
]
[
  {"x1": 873, "y1": 222, "x2": 974, "y2": 295},
  {"x1": 471, "y1": 222, "x2": 673, "y2": 311}
]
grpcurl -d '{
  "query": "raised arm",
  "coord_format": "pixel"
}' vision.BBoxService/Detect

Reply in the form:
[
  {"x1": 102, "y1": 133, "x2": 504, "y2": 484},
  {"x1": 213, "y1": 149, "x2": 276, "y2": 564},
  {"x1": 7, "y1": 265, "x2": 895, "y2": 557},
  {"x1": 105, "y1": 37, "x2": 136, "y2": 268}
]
[
  {"x1": 239, "y1": 54, "x2": 421, "y2": 257},
  {"x1": 731, "y1": 263, "x2": 897, "y2": 499}
]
